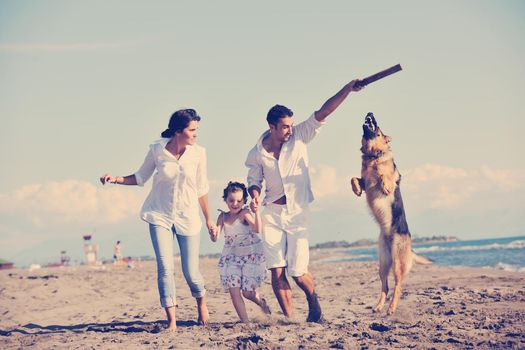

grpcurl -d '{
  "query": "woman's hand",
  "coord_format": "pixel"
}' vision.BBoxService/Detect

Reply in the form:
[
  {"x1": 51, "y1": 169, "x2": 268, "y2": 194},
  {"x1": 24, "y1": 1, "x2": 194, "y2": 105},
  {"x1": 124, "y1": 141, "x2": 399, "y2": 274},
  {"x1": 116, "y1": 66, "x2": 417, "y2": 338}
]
[{"x1": 100, "y1": 173, "x2": 118, "y2": 185}]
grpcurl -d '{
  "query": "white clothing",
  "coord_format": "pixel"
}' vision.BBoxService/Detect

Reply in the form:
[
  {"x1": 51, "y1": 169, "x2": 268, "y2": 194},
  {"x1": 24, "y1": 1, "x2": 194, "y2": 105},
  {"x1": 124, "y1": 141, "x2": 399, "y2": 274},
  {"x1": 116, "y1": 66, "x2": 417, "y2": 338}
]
[
  {"x1": 134, "y1": 138, "x2": 209, "y2": 236},
  {"x1": 245, "y1": 113, "x2": 325, "y2": 214},
  {"x1": 261, "y1": 203, "x2": 310, "y2": 276}
]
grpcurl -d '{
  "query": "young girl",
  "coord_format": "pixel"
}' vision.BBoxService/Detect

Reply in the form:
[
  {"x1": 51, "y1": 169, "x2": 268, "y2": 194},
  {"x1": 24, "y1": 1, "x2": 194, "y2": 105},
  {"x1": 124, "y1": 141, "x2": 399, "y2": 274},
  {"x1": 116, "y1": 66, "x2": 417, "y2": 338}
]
[{"x1": 210, "y1": 181, "x2": 271, "y2": 323}]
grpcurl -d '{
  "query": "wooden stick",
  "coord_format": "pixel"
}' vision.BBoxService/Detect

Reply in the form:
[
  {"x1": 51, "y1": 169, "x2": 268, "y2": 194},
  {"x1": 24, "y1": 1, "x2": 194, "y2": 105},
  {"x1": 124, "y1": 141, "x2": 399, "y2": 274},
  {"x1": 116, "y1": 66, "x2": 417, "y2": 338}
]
[{"x1": 356, "y1": 64, "x2": 402, "y2": 88}]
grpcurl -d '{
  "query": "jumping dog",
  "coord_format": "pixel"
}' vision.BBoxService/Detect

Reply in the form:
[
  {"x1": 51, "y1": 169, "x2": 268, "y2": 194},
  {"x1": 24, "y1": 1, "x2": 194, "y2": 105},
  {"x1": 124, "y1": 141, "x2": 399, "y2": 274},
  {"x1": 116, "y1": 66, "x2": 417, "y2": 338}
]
[{"x1": 351, "y1": 112, "x2": 432, "y2": 315}]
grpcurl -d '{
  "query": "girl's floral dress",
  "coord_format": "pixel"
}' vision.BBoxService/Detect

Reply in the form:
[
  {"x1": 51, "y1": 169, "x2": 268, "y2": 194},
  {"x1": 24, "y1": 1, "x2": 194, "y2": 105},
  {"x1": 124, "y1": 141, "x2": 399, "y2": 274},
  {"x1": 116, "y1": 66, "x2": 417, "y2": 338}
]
[{"x1": 218, "y1": 214, "x2": 266, "y2": 291}]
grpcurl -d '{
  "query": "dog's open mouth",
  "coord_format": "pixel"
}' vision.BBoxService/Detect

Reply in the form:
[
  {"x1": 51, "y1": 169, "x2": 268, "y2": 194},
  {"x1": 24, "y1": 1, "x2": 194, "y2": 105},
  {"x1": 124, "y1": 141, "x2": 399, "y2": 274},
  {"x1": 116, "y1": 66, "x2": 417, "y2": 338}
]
[{"x1": 363, "y1": 112, "x2": 378, "y2": 140}]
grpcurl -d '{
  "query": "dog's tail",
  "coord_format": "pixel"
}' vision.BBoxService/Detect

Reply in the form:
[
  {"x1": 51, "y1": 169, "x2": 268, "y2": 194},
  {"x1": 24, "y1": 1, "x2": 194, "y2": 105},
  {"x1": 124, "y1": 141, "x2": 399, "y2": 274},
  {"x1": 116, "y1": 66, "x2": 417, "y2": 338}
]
[{"x1": 412, "y1": 251, "x2": 433, "y2": 265}]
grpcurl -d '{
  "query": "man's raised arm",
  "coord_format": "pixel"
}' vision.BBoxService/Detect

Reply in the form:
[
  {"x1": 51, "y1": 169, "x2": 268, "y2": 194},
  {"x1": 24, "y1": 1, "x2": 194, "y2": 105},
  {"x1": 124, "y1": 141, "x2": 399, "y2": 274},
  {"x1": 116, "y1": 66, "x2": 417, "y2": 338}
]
[{"x1": 315, "y1": 79, "x2": 363, "y2": 122}]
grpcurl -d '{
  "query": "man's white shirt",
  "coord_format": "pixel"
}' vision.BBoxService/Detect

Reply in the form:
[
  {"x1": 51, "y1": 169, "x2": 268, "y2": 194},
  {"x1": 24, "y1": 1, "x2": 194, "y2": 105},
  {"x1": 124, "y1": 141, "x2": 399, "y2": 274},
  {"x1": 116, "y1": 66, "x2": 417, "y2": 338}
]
[{"x1": 245, "y1": 113, "x2": 325, "y2": 213}]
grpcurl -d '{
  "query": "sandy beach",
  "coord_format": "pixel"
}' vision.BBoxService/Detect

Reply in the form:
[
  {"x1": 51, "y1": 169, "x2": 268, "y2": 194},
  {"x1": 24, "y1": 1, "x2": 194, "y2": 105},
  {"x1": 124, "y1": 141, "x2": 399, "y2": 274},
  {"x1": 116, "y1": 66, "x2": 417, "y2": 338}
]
[{"x1": 1, "y1": 250, "x2": 524, "y2": 350}]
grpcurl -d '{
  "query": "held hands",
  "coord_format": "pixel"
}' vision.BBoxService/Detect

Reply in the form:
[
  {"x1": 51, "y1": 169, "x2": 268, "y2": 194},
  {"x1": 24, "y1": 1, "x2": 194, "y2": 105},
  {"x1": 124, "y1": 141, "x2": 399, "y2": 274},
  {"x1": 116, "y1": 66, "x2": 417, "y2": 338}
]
[
  {"x1": 209, "y1": 228, "x2": 218, "y2": 242},
  {"x1": 100, "y1": 174, "x2": 118, "y2": 185},
  {"x1": 207, "y1": 220, "x2": 219, "y2": 242},
  {"x1": 251, "y1": 199, "x2": 263, "y2": 234},
  {"x1": 249, "y1": 196, "x2": 260, "y2": 213}
]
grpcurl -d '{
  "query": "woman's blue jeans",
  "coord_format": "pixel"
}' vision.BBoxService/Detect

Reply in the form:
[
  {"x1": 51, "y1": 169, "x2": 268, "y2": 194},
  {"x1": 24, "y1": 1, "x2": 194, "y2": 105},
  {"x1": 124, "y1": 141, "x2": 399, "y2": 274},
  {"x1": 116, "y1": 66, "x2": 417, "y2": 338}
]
[{"x1": 149, "y1": 224, "x2": 206, "y2": 308}]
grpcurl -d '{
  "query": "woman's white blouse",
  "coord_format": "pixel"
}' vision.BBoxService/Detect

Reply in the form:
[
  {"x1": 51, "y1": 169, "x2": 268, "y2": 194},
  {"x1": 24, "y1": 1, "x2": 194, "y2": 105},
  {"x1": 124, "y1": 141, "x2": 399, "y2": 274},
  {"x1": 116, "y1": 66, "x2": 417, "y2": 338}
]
[{"x1": 134, "y1": 138, "x2": 209, "y2": 236}]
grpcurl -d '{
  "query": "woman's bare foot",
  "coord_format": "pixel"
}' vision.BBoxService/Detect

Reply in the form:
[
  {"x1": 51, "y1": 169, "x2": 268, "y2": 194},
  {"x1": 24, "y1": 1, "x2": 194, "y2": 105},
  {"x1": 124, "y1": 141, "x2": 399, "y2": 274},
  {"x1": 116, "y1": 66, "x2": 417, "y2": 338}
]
[
  {"x1": 259, "y1": 298, "x2": 271, "y2": 315},
  {"x1": 164, "y1": 306, "x2": 177, "y2": 331},
  {"x1": 197, "y1": 296, "x2": 209, "y2": 325}
]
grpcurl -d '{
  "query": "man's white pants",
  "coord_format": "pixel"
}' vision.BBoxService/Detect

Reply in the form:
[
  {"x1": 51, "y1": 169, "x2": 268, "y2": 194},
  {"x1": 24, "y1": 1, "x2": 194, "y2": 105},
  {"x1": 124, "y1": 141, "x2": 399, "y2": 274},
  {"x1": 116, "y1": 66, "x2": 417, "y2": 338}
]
[{"x1": 261, "y1": 203, "x2": 310, "y2": 277}]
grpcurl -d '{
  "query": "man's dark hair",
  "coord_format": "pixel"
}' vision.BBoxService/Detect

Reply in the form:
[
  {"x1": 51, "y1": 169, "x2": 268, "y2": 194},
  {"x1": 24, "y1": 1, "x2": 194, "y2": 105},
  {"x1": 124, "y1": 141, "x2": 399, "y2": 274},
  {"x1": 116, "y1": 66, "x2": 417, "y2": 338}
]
[
  {"x1": 266, "y1": 104, "x2": 293, "y2": 126},
  {"x1": 161, "y1": 108, "x2": 201, "y2": 138}
]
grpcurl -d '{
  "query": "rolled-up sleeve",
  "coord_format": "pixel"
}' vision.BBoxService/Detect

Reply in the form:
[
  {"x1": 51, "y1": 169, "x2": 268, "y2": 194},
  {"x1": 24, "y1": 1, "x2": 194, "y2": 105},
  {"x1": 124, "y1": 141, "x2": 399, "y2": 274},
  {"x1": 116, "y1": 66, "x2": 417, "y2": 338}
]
[
  {"x1": 294, "y1": 113, "x2": 325, "y2": 144},
  {"x1": 196, "y1": 148, "x2": 209, "y2": 197},
  {"x1": 134, "y1": 148, "x2": 156, "y2": 187},
  {"x1": 245, "y1": 147, "x2": 263, "y2": 190}
]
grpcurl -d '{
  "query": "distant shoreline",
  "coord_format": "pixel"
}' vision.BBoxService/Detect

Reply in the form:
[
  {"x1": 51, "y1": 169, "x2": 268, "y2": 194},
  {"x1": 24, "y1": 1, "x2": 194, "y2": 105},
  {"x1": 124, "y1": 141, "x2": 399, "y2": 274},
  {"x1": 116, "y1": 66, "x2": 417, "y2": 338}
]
[
  {"x1": 9, "y1": 235, "x2": 525, "y2": 269},
  {"x1": 309, "y1": 235, "x2": 459, "y2": 250}
]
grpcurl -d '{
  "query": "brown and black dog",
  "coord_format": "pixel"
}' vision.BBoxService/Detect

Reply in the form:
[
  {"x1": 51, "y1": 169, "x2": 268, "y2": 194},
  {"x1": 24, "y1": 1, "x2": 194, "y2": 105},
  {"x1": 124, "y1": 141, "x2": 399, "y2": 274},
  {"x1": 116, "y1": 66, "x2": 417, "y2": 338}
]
[{"x1": 351, "y1": 112, "x2": 432, "y2": 315}]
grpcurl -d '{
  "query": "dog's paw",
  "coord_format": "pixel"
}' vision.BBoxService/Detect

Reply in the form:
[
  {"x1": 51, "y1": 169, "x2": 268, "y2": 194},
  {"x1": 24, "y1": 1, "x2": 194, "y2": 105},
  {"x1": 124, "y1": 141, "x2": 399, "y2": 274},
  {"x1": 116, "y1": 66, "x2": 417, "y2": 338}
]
[
  {"x1": 351, "y1": 177, "x2": 363, "y2": 196},
  {"x1": 386, "y1": 305, "x2": 396, "y2": 316},
  {"x1": 381, "y1": 181, "x2": 395, "y2": 195},
  {"x1": 373, "y1": 303, "x2": 384, "y2": 313}
]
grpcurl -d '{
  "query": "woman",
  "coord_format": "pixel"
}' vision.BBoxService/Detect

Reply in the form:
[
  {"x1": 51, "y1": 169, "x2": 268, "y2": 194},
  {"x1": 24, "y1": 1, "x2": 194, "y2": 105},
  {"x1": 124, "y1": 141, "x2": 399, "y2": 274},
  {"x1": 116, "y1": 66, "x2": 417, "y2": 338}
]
[{"x1": 100, "y1": 108, "x2": 216, "y2": 331}]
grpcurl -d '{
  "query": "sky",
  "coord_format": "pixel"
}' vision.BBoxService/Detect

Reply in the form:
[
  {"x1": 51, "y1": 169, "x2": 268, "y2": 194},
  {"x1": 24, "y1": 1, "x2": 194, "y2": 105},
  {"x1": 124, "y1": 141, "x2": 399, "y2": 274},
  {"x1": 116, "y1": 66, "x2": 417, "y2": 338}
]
[{"x1": 1, "y1": 1, "x2": 524, "y2": 267}]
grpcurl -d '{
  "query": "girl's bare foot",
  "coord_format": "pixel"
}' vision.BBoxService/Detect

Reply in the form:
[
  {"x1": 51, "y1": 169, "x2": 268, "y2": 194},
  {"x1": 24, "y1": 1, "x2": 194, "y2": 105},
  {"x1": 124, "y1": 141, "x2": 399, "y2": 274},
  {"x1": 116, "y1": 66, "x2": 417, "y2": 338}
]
[
  {"x1": 166, "y1": 321, "x2": 177, "y2": 332},
  {"x1": 259, "y1": 298, "x2": 271, "y2": 315},
  {"x1": 197, "y1": 312, "x2": 209, "y2": 325}
]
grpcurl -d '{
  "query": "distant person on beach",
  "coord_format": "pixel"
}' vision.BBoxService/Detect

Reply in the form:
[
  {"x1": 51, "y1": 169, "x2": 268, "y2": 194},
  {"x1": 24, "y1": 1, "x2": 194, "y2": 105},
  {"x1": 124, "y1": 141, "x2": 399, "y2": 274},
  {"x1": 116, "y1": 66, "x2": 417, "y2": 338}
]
[
  {"x1": 113, "y1": 241, "x2": 122, "y2": 264},
  {"x1": 100, "y1": 108, "x2": 216, "y2": 331},
  {"x1": 209, "y1": 181, "x2": 271, "y2": 323},
  {"x1": 245, "y1": 79, "x2": 364, "y2": 322}
]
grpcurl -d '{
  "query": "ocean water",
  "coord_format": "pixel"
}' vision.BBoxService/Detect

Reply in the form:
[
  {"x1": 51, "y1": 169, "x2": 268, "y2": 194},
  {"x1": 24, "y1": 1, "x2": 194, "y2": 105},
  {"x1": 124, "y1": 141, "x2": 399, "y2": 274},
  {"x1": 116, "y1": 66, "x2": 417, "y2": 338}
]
[{"x1": 338, "y1": 236, "x2": 525, "y2": 272}]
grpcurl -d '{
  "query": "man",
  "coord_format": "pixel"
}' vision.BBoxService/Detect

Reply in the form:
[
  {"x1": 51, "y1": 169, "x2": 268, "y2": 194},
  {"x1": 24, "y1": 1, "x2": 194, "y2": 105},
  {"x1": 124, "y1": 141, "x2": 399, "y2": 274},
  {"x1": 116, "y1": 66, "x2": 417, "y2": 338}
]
[{"x1": 245, "y1": 79, "x2": 363, "y2": 322}]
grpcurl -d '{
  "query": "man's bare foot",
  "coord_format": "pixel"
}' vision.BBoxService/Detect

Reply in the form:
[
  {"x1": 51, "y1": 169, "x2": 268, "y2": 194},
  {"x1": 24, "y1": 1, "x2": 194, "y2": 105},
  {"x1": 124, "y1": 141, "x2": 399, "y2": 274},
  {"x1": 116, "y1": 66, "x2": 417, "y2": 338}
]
[
  {"x1": 197, "y1": 296, "x2": 209, "y2": 325},
  {"x1": 259, "y1": 298, "x2": 271, "y2": 315},
  {"x1": 306, "y1": 293, "x2": 324, "y2": 323}
]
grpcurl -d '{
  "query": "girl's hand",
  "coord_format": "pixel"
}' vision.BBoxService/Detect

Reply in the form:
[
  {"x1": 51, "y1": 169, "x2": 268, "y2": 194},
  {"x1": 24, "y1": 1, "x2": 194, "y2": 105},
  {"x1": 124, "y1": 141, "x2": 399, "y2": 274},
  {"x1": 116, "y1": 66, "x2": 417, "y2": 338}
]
[
  {"x1": 206, "y1": 220, "x2": 217, "y2": 236},
  {"x1": 208, "y1": 224, "x2": 219, "y2": 242},
  {"x1": 209, "y1": 229, "x2": 218, "y2": 242},
  {"x1": 250, "y1": 197, "x2": 260, "y2": 212}
]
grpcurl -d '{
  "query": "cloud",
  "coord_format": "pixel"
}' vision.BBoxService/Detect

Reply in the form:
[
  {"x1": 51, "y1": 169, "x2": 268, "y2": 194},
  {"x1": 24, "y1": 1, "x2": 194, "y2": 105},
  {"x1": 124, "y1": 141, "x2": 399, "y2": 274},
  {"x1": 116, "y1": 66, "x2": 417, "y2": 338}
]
[
  {"x1": 0, "y1": 180, "x2": 145, "y2": 227},
  {"x1": 2, "y1": 164, "x2": 522, "y2": 233},
  {"x1": 480, "y1": 165, "x2": 525, "y2": 192},
  {"x1": 308, "y1": 163, "x2": 525, "y2": 212},
  {"x1": 310, "y1": 164, "x2": 347, "y2": 198},
  {"x1": 0, "y1": 41, "x2": 140, "y2": 53},
  {"x1": 404, "y1": 163, "x2": 468, "y2": 182},
  {"x1": 403, "y1": 163, "x2": 525, "y2": 210}
]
